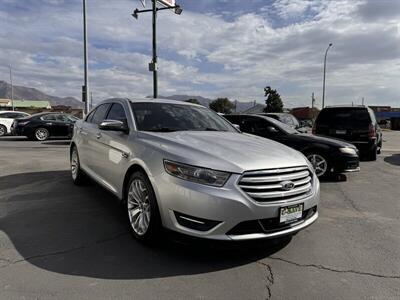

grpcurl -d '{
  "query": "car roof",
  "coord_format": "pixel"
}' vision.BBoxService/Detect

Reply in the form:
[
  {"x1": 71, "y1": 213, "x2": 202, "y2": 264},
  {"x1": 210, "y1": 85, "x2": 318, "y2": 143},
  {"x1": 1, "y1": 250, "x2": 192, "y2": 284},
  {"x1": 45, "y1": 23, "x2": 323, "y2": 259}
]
[
  {"x1": 100, "y1": 98, "x2": 202, "y2": 107},
  {"x1": 324, "y1": 105, "x2": 367, "y2": 109},
  {"x1": 0, "y1": 110, "x2": 29, "y2": 114}
]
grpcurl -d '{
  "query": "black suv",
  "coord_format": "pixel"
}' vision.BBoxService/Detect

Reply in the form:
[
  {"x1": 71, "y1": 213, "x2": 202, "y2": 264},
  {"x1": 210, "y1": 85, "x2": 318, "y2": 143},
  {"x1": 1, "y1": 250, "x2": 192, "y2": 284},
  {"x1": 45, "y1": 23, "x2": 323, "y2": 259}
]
[{"x1": 313, "y1": 106, "x2": 382, "y2": 160}]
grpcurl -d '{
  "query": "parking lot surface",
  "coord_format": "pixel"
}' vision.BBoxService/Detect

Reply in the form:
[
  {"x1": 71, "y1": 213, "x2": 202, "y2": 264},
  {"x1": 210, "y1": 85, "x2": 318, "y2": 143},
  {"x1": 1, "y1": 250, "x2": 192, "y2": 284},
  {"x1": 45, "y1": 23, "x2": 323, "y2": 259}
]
[{"x1": 1, "y1": 133, "x2": 400, "y2": 299}]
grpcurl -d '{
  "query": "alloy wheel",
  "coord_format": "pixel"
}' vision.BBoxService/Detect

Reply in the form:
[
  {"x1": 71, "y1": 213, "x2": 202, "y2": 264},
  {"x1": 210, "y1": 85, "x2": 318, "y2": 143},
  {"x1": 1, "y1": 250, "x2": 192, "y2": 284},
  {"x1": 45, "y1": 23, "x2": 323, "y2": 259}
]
[
  {"x1": 71, "y1": 150, "x2": 79, "y2": 180},
  {"x1": 307, "y1": 154, "x2": 328, "y2": 177},
  {"x1": 35, "y1": 128, "x2": 49, "y2": 141},
  {"x1": 127, "y1": 178, "x2": 151, "y2": 236},
  {"x1": 0, "y1": 125, "x2": 5, "y2": 136}
]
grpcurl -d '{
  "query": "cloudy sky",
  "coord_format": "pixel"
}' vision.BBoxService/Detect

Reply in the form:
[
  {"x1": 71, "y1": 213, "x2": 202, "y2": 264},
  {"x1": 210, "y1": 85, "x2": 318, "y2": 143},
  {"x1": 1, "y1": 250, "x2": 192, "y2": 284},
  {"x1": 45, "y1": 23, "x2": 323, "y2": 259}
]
[{"x1": 0, "y1": 0, "x2": 399, "y2": 107}]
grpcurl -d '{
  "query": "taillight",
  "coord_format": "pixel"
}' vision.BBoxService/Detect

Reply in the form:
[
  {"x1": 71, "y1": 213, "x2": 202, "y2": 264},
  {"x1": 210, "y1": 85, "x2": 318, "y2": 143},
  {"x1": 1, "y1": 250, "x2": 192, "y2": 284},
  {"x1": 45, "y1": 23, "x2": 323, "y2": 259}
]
[{"x1": 368, "y1": 124, "x2": 376, "y2": 139}]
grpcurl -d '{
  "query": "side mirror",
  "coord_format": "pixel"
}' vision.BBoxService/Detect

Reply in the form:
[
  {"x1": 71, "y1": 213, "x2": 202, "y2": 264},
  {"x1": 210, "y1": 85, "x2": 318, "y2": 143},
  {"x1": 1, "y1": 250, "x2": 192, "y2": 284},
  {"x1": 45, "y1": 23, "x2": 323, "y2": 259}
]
[
  {"x1": 232, "y1": 124, "x2": 241, "y2": 131},
  {"x1": 266, "y1": 126, "x2": 279, "y2": 133},
  {"x1": 99, "y1": 119, "x2": 129, "y2": 133}
]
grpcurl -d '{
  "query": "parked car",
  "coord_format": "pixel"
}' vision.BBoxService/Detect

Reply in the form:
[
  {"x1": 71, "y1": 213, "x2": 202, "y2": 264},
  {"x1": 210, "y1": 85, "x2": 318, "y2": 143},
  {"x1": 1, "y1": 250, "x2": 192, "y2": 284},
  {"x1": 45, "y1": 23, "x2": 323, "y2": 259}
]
[
  {"x1": 224, "y1": 114, "x2": 360, "y2": 178},
  {"x1": 313, "y1": 106, "x2": 382, "y2": 160},
  {"x1": 12, "y1": 112, "x2": 79, "y2": 141},
  {"x1": 70, "y1": 98, "x2": 319, "y2": 242},
  {"x1": 0, "y1": 110, "x2": 30, "y2": 136}
]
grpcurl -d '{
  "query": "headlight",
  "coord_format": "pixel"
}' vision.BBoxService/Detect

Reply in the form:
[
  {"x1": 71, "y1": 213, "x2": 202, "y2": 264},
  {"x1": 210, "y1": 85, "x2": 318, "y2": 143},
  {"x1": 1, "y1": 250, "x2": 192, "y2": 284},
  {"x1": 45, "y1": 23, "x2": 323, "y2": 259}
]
[
  {"x1": 164, "y1": 160, "x2": 230, "y2": 187},
  {"x1": 339, "y1": 147, "x2": 357, "y2": 155}
]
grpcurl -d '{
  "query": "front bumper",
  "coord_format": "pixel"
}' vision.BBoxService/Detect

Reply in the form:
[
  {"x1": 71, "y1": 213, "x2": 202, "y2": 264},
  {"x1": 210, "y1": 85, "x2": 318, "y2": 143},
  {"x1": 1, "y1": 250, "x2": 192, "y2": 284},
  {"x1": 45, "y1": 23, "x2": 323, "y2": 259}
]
[
  {"x1": 151, "y1": 171, "x2": 319, "y2": 241},
  {"x1": 332, "y1": 153, "x2": 360, "y2": 173}
]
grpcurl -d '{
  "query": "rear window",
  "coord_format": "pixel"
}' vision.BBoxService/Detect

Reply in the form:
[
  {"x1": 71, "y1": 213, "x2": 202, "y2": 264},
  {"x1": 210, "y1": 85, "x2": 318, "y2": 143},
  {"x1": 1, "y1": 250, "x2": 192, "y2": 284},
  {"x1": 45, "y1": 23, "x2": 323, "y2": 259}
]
[{"x1": 316, "y1": 108, "x2": 371, "y2": 127}]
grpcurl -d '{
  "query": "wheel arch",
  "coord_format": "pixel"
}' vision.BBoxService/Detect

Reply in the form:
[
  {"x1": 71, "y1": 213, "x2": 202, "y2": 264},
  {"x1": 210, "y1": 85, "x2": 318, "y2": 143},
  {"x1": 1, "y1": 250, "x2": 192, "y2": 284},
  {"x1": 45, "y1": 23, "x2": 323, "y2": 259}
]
[{"x1": 122, "y1": 163, "x2": 150, "y2": 203}]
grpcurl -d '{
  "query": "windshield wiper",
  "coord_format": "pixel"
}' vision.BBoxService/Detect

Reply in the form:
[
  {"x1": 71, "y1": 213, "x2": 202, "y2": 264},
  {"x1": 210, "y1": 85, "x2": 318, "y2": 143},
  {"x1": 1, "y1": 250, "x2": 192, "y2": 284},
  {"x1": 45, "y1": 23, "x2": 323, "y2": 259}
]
[
  {"x1": 199, "y1": 128, "x2": 227, "y2": 132},
  {"x1": 146, "y1": 127, "x2": 186, "y2": 132}
]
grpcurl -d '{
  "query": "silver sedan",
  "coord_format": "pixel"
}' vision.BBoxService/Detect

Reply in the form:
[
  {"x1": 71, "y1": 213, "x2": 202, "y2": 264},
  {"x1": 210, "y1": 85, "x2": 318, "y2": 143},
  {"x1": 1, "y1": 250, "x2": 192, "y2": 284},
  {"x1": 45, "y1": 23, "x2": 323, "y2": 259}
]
[{"x1": 70, "y1": 98, "x2": 319, "y2": 242}]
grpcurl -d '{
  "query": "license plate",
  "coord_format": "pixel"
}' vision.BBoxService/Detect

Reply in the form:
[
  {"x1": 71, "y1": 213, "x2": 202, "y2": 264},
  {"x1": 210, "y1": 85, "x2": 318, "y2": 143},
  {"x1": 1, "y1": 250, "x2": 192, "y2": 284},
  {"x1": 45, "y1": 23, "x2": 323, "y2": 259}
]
[
  {"x1": 336, "y1": 129, "x2": 346, "y2": 134},
  {"x1": 280, "y1": 204, "x2": 303, "y2": 224}
]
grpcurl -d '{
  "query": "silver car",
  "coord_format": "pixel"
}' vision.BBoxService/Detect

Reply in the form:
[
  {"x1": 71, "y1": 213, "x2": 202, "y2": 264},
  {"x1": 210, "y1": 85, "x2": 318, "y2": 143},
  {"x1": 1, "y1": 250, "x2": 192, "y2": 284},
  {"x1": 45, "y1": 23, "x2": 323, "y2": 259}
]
[{"x1": 70, "y1": 98, "x2": 319, "y2": 242}]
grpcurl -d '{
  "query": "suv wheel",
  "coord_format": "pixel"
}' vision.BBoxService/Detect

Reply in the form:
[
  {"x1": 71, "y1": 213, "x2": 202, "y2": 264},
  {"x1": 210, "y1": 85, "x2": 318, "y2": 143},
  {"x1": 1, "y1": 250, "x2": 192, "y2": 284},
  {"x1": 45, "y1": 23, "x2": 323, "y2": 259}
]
[
  {"x1": 0, "y1": 125, "x2": 6, "y2": 136},
  {"x1": 126, "y1": 171, "x2": 161, "y2": 242},
  {"x1": 70, "y1": 146, "x2": 87, "y2": 185},
  {"x1": 306, "y1": 152, "x2": 330, "y2": 178},
  {"x1": 367, "y1": 146, "x2": 377, "y2": 161},
  {"x1": 34, "y1": 128, "x2": 49, "y2": 141}
]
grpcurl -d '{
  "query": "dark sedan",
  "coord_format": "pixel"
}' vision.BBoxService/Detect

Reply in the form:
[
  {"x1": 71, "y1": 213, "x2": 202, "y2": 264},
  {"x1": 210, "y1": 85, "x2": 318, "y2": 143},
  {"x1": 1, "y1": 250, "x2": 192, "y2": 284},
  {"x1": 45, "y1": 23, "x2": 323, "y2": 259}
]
[
  {"x1": 12, "y1": 112, "x2": 79, "y2": 141},
  {"x1": 224, "y1": 114, "x2": 360, "y2": 178}
]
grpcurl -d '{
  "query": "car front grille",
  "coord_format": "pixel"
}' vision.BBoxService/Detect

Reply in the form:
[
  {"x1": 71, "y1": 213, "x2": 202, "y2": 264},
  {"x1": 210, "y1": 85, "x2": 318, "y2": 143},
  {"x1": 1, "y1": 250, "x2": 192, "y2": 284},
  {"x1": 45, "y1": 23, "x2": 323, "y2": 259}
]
[{"x1": 238, "y1": 166, "x2": 313, "y2": 202}]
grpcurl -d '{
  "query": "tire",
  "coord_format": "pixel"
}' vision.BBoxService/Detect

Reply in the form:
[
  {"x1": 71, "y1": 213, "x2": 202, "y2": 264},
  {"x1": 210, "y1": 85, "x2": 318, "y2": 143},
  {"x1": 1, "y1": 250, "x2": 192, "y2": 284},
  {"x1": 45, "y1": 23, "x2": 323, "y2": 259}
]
[
  {"x1": 34, "y1": 128, "x2": 49, "y2": 141},
  {"x1": 305, "y1": 151, "x2": 331, "y2": 178},
  {"x1": 126, "y1": 171, "x2": 161, "y2": 242},
  {"x1": 367, "y1": 146, "x2": 377, "y2": 161},
  {"x1": 0, "y1": 125, "x2": 6, "y2": 137},
  {"x1": 70, "y1": 146, "x2": 87, "y2": 185}
]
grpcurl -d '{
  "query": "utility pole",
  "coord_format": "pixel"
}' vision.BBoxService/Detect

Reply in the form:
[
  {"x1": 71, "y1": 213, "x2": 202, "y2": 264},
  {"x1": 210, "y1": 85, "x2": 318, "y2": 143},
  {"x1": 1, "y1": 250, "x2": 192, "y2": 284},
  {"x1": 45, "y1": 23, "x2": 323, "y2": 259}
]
[
  {"x1": 362, "y1": 97, "x2": 365, "y2": 106},
  {"x1": 132, "y1": 0, "x2": 182, "y2": 99},
  {"x1": 322, "y1": 43, "x2": 333, "y2": 109},
  {"x1": 311, "y1": 92, "x2": 315, "y2": 123},
  {"x1": 82, "y1": 0, "x2": 89, "y2": 115},
  {"x1": 9, "y1": 64, "x2": 14, "y2": 111},
  {"x1": 152, "y1": 0, "x2": 158, "y2": 98}
]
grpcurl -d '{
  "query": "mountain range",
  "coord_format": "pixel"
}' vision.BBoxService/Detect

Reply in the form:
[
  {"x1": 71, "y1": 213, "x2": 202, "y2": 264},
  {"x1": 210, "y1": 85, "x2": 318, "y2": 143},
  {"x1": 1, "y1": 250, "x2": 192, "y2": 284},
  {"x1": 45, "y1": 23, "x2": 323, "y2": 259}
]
[
  {"x1": 0, "y1": 80, "x2": 264, "y2": 112},
  {"x1": 157, "y1": 95, "x2": 262, "y2": 113},
  {"x1": 0, "y1": 81, "x2": 83, "y2": 108}
]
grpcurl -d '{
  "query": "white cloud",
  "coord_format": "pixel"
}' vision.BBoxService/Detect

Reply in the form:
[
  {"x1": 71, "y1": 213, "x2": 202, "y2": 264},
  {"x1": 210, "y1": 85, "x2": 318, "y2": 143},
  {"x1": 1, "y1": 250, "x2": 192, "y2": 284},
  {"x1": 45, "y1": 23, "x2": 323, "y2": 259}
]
[{"x1": 0, "y1": 0, "x2": 399, "y2": 108}]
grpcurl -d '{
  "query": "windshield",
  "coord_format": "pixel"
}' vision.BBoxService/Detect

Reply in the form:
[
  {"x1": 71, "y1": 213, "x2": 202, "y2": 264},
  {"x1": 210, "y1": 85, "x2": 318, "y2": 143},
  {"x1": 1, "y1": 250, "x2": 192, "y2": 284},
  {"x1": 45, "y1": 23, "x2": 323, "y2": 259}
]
[
  {"x1": 131, "y1": 102, "x2": 237, "y2": 132},
  {"x1": 263, "y1": 116, "x2": 299, "y2": 134}
]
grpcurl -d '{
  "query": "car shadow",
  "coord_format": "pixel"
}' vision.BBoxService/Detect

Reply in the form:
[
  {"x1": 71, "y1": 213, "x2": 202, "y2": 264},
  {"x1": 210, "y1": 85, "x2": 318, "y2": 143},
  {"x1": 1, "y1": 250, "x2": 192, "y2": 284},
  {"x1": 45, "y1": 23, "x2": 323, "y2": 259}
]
[
  {"x1": 384, "y1": 154, "x2": 400, "y2": 166},
  {"x1": 41, "y1": 140, "x2": 70, "y2": 146},
  {"x1": 319, "y1": 173, "x2": 347, "y2": 183},
  {"x1": 0, "y1": 171, "x2": 290, "y2": 280}
]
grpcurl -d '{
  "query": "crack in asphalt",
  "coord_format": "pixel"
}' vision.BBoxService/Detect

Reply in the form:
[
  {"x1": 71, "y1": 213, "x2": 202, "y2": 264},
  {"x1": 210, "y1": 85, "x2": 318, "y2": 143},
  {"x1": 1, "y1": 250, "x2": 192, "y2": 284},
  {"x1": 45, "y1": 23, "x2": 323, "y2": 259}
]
[
  {"x1": 0, "y1": 231, "x2": 129, "y2": 269},
  {"x1": 336, "y1": 184, "x2": 362, "y2": 213},
  {"x1": 257, "y1": 261, "x2": 274, "y2": 300},
  {"x1": 268, "y1": 256, "x2": 400, "y2": 280}
]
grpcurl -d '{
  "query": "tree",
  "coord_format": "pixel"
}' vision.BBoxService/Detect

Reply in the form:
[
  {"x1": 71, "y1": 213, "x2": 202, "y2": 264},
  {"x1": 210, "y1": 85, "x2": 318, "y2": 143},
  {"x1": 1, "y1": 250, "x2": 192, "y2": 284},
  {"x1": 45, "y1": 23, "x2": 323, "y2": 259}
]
[
  {"x1": 186, "y1": 98, "x2": 200, "y2": 105},
  {"x1": 209, "y1": 98, "x2": 235, "y2": 114},
  {"x1": 263, "y1": 86, "x2": 283, "y2": 113}
]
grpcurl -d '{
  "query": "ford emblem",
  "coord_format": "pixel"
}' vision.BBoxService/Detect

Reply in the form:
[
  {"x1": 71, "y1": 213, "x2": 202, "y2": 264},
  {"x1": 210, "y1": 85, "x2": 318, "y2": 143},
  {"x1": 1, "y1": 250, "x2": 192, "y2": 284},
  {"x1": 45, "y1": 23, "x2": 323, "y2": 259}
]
[{"x1": 281, "y1": 181, "x2": 295, "y2": 191}]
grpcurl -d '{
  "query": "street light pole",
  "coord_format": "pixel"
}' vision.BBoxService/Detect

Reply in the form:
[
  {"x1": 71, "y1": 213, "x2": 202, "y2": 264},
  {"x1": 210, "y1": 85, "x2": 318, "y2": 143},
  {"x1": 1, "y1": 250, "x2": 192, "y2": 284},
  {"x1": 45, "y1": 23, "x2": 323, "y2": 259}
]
[
  {"x1": 9, "y1": 64, "x2": 14, "y2": 111},
  {"x1": 152, "y1": 0, "x2": 158, "y2": 98},
  {"x1": 322, "y1": 43, "x2": 333, "y2": 109},
  {"x1": 132, "y1": 0, "x2": 182, "y2": 99},
  {"x1": 82, "y1": 0, "x2": 89, "y2": 115}
]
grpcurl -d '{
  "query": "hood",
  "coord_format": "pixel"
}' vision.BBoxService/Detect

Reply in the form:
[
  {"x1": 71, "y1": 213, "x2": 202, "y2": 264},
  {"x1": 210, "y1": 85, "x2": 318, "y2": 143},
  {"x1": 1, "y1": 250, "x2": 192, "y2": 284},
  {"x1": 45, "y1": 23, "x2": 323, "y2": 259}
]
[
  {"x1": 297, "y1": 133, "x2": 356, "y2": 148},
  {"x1": 138, "y1": 131, "x2": 309, "y2": 174}
]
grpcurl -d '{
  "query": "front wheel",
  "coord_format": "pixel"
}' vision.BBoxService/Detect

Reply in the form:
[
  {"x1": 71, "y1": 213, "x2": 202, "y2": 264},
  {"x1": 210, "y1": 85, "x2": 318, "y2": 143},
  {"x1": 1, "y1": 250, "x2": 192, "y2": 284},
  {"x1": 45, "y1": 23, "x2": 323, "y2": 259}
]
[
  {"x1": 306, "y1": 152, "x2": 330, "y2": 178},
  {"x1": 126, "y1": 171, "x2": 161, "y2": 242}
]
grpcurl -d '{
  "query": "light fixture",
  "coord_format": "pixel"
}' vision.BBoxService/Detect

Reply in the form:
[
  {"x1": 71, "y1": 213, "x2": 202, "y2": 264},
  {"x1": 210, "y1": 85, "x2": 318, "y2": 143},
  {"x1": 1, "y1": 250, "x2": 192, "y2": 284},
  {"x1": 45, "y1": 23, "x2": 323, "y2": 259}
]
[{"x1": 174, "y1": 5, "x2": 182, "y2": 15}]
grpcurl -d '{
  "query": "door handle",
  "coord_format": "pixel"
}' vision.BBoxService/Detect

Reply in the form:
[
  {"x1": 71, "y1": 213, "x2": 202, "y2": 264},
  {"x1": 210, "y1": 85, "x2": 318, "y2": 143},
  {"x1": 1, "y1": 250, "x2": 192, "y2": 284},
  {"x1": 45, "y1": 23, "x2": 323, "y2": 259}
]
[{"x1": 96, "y1": 132, "x2": 102, "y2": 139}]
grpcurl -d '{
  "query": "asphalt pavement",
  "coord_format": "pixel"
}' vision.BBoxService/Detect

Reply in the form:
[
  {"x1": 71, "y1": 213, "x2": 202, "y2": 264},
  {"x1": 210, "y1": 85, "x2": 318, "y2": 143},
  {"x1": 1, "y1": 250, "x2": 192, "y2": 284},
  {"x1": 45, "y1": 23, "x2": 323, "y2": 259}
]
[{"x1": 0, "y1": 133, "x2": 399, "y2": 299}]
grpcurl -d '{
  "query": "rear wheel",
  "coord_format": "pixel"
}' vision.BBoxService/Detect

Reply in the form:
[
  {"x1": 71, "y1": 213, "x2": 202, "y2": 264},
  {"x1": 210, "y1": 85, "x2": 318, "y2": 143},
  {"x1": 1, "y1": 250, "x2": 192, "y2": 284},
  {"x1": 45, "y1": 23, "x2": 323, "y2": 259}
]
[
  {"x1": 0, "y1": 125, "x2": 6, "y2": 136},
  {"x1": 126, "y1": 171, "x2": 161, "y2": 242},
  {"x1": 34, "y1": 128, "x2": 49, "y2": 141},
  {"x1": 306, "y1": 152, "x2": 330, "y2": 178},
  {"x1": 70, "y1": 146, "x2": 87, "y2": 185},
  {"x1": 367, "y1": 146, "x2": 377, "y2": 161}
]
